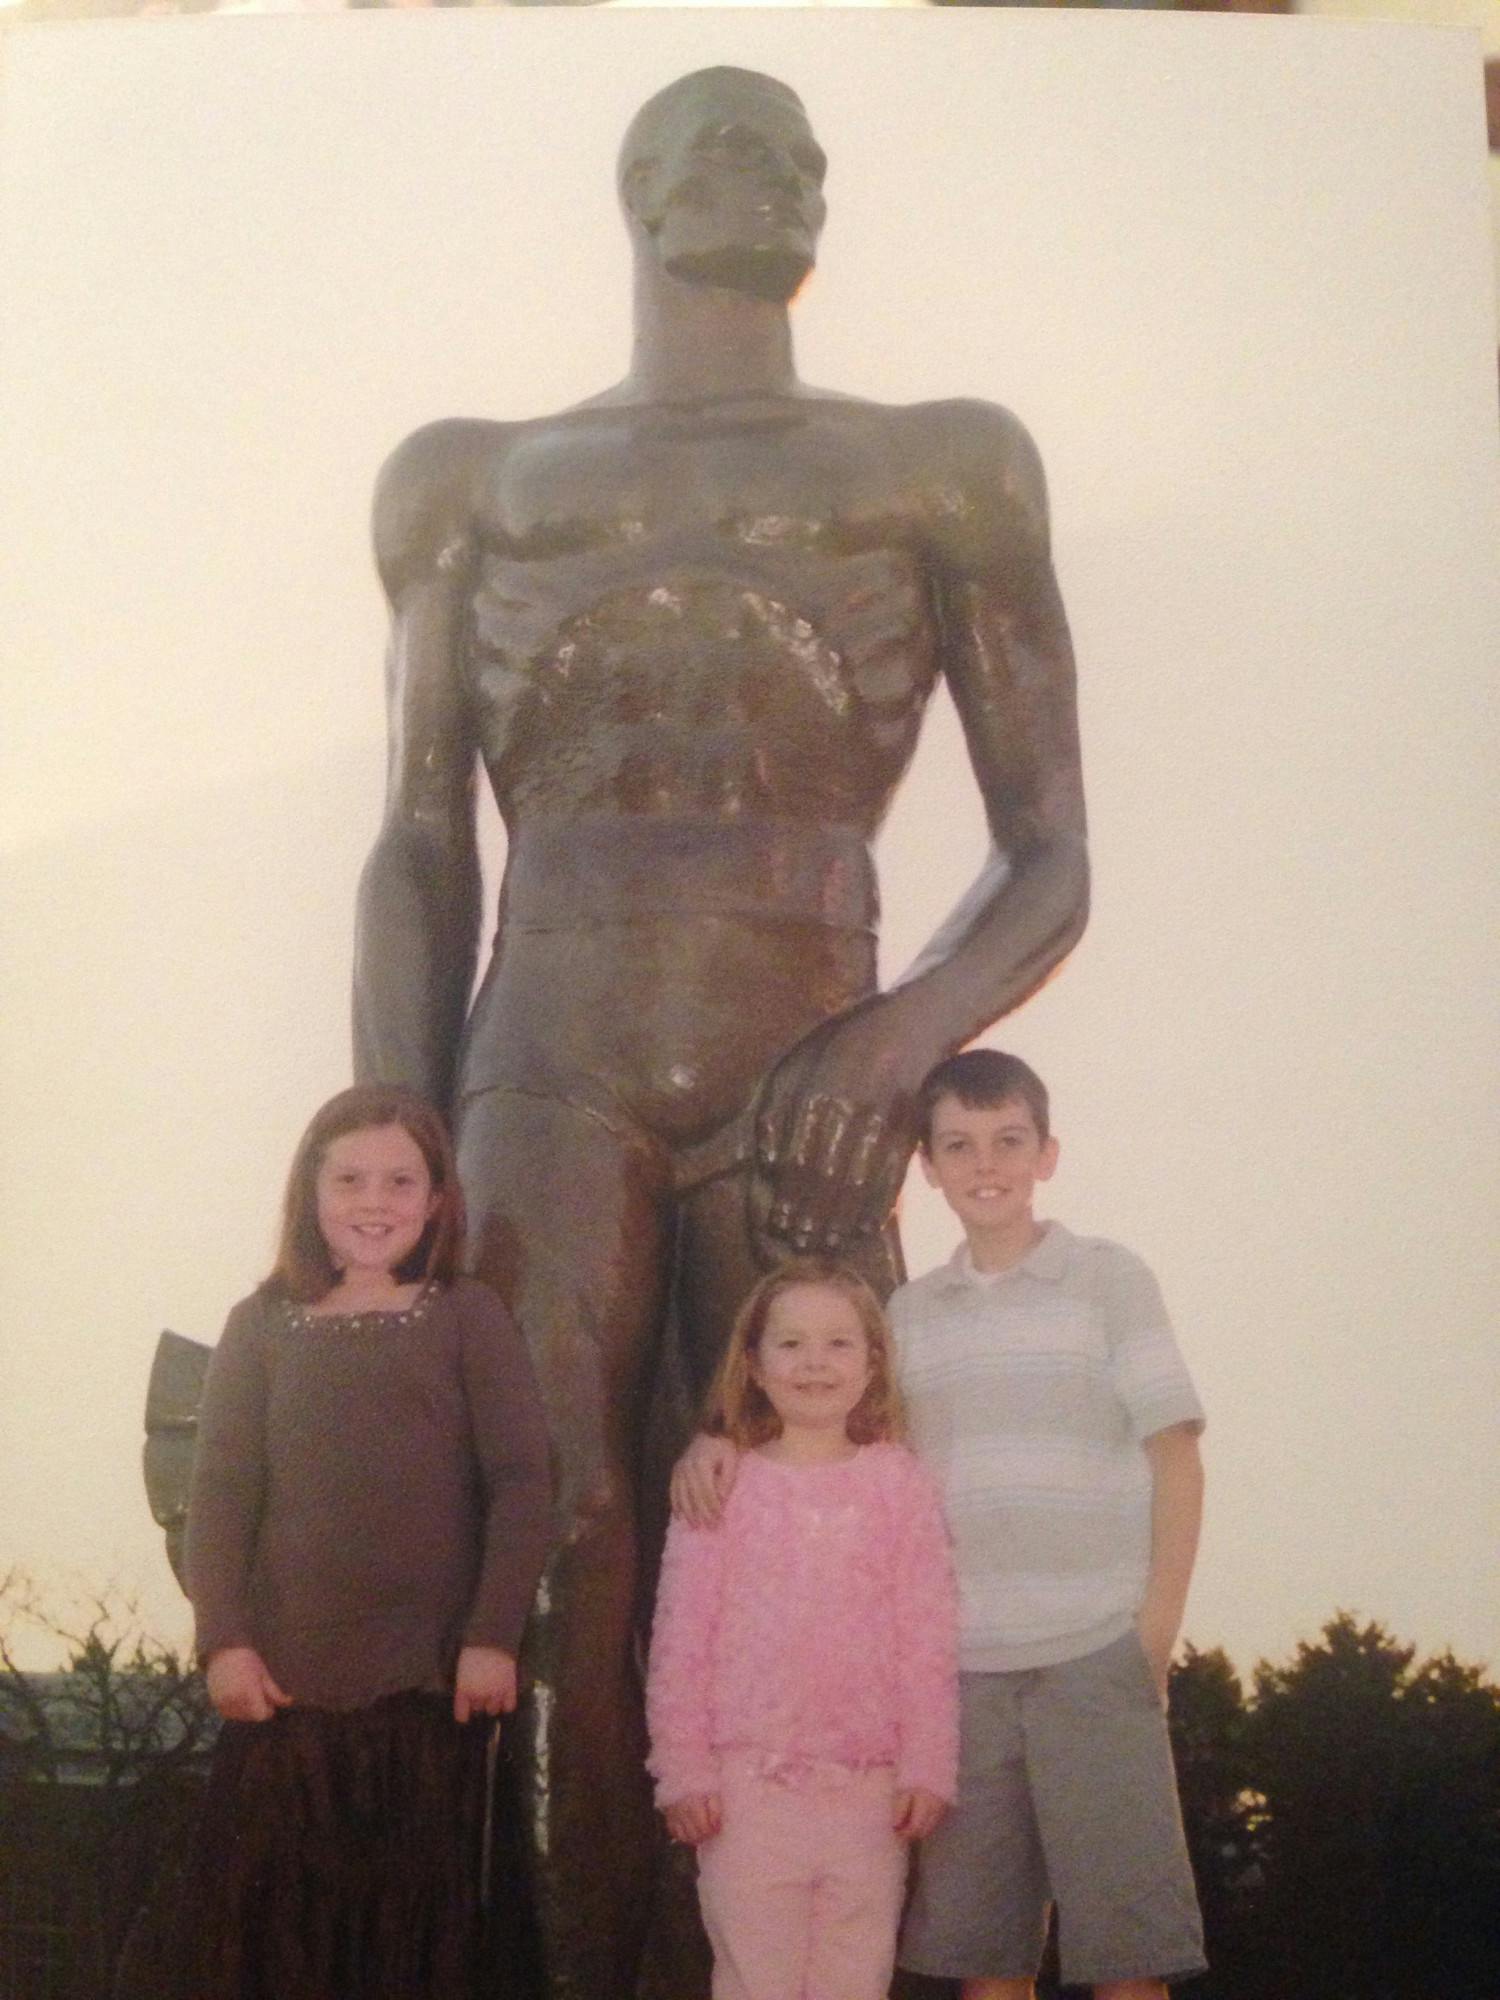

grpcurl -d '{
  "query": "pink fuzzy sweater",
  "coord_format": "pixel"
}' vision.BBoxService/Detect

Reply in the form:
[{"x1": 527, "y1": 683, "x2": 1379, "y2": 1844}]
[{"x1": 646, "y1": 1443, "x2": 959, "y2": 1806}]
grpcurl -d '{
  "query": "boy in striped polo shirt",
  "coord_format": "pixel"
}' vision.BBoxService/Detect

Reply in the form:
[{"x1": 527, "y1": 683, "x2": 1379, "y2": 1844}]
[{"x1": 895, "y1": 1048, "x2": 1205, "y2": 2000}]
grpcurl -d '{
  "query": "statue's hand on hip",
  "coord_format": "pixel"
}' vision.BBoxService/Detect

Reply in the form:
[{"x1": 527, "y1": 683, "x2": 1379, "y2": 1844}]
[{"x1": 749, "y1": 1000, "x2": 926, "y2": 1260}]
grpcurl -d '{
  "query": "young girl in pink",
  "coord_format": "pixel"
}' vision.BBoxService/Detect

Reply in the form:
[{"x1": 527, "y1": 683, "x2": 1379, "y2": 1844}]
[
  {"x1": 182, "y1": 1085, "x2": 551, "y2": 2000},
  {"x1": 646, "y1": 1259, "x2": 958, "y2": 2000}
]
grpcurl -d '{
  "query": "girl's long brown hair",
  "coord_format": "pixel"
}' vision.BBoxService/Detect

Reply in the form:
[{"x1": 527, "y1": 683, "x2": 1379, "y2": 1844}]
[
  {"x1": 704, "y1": 1258, "x2": 905, "y2": 1449},
  {"x1": 265, "y1": 1084, "x2": 464, "y2": 1303}
]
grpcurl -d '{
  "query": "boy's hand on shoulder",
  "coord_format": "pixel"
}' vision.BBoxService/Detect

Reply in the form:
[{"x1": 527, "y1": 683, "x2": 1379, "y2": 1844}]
[
  {"x1": 669, "y1": 1434, "x2": 741, "y2": 1528},
  {"x1": 205, "y1": 1646, "x2": 292, "y2": 1723},
  {"x1": 664, "y1": 1792, "x2": 723, "y2": 1845},
  {"x1": 454, "y1": 1645, "x2": 518, "y2": 1722},
  {"x1": 892, "y1": 1787, "x2": 948, "y2": 1841}
]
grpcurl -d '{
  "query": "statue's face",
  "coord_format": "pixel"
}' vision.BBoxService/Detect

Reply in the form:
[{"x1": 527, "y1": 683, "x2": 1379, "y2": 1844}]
[{"x1": 625, "y1": 81, "x2": 828, "y2": 303}]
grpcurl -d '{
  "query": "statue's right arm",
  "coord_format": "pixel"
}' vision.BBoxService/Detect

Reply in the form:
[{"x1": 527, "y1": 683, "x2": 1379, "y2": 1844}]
[{"x1": 353, "y1": 421, "x2": 493, "y2": 1114}]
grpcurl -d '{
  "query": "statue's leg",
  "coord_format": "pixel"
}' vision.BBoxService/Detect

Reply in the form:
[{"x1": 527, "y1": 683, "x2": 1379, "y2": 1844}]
[{"x1": 457, "y1": 1084, "x2": 674, "y2": 2000}]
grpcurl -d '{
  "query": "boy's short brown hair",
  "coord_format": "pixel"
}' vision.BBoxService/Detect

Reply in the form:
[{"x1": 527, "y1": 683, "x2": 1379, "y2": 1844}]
[{"x1": 916, "y1": 1049, "x2": 1050, "y2": 1152}]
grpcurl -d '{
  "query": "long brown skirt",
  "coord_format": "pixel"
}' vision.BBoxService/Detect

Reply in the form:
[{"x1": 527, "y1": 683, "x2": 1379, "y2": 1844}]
[{"x1": 179, "y1": 1693, "x2": 490, "y2": 2000}]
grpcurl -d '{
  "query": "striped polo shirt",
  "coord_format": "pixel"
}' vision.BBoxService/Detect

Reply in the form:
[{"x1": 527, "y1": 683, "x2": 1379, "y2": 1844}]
[{"x1": 889, "y1": 1222, "x2": 1204, "y2": 1673}]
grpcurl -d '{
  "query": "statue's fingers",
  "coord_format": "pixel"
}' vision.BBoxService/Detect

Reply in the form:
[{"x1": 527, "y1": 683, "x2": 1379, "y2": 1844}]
[
  {"x1": 783, "y1": 1097, "x2": 860, "y2": 1245},
  {"x1": 747, "y1": 1160, "x2": 774, "y2": 1224},
  {"x1": 786, "y1": 1090, "x2": 831, "y2": 1172},
  {"x1": 747, "y1": 1164, "x2": 794, "y2": 1261},
  {"x1": 822, "y1": 1113, "x2": 893, "y2": 1243},
  {"x1": 750, "y1": 1131, "x2": 802, "y2": 1243},
  {"x1": 768, "y1": 1104, "x2": 825, "y2": 1242},
  {"x1": 844, "y1": 1112, "x2": 885, "y2": 1191},
  {"x1": 756, "y1": 1098, "x2": 783, "y2": 1170},
  {"x1": 812, "y1": 1097, "x2": 855, "y2": 1181},
  {"x1": 756, "y1": 1058, "x2": 806, "y2": 1171},
  {"x1": 757, "y1": 1027, "x2": 827, "y2": 1170},
  {"x1": 757, "y1": 1090, "x2": 858, "y2": 1248},
  {"x1": 765, "y1": 1178, "x2": 796, "y2": 1241}
]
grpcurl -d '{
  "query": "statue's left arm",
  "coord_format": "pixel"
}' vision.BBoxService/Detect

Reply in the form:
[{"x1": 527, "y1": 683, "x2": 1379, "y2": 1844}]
[
  {"x1": 352, "y1": 421, "x2": 488, "y2": 1114},
  {"x1": 754, "y1": 400, "x2": 1088, "y2": 1251}
]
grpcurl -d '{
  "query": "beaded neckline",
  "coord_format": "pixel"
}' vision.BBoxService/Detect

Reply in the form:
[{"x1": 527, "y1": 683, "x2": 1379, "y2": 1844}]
[{"x1": 285, "y1": 1282, "x2": 438, "y2": 1333}]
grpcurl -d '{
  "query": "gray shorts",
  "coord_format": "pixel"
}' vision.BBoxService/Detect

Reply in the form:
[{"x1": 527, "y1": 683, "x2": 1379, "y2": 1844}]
[{"x1": 899, "y1": 1631, "x2": 1206, "y2": 1988}]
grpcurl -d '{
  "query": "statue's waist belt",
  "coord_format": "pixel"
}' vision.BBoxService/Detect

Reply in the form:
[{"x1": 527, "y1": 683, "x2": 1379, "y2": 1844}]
[{"x1": 502, "y1": 814, "x2": 878, "y2": 932}]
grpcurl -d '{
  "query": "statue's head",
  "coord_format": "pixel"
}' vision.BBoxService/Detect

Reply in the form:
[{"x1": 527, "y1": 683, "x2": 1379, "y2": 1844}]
[{"x1": 619, "y1": 67, "x2": 827, "y2": 304}]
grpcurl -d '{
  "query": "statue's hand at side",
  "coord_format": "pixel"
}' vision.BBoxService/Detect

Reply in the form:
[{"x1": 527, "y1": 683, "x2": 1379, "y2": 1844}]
[{"x1": 750, "y1": 996, "x2": 929, "y2": 1258}]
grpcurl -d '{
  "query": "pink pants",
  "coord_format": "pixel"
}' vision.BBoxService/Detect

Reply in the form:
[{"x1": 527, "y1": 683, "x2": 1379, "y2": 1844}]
[{"x1": 695, "y1": 1760, "x2": 909, "y2": 2000}]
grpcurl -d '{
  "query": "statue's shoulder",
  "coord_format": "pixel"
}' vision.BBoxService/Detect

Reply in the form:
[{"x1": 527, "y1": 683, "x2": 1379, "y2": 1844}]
[
  {"x1": 372, "y1": 417, "x2": 511, "y2": 595},
  {"x1": 901, "y1": 396, "x2": 1044, "y2": 481},
  {"x1": 899, "y1": 397, "x2": 1052, "y2": 553}
]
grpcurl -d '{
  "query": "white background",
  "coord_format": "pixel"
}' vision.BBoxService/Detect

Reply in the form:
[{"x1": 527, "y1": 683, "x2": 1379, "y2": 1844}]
[{"x1": 2, "y1": 9, "x2": 1497, "y2": 1673}]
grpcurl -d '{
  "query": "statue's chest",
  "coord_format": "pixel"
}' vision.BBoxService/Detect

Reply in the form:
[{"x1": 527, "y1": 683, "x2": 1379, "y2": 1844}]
[
  {"x1": 464, "y1": 419, "x2": 938, "y2": 775},
  {"x1": 466, "y1": 542, "x2": 934, "y2": 764},
  {"x1": 484, "y1": 416, "x2": 895, "y2": 553}
]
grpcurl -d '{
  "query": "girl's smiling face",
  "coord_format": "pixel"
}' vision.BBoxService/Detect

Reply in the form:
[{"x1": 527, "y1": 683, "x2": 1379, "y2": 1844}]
[
  {"x1": 314, "y1": 1123, "x2": 439, "y2": 1280},
  {"x1": 751, "y1": 1281, "x2": 872, "y2": 1438}
]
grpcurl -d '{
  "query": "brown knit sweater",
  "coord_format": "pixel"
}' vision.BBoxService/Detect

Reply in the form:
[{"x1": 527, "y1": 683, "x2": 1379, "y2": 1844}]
[{"x1": 185, "y1": 1276, "x2": 552, "y2": 1709}]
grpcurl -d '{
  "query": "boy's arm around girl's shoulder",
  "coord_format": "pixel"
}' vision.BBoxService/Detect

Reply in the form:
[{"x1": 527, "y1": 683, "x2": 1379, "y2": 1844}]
[
  {"x1": 882, "y1": 1445, "x2": 960, "y2": 1807},
  {"x1": 453, "y1": 1277, "x2": 553, "y2": 1658},
  {"x1": 184, "y1": 1292, "x2": 272, "y2": 1664}
]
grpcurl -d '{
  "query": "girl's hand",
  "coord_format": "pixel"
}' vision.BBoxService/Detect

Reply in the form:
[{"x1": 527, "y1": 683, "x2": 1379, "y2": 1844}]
[
  {"x1": 664, "y1": 1793, "x2": 723, "y2": 1845},
  {"x1": 454, "y1": 1645, "x2": 517, "y2": 1723},
  {"x1": 892, "y1": 1787, "x2": 948, "y2": 1841},
  {"x1": 669, "y1": 1435, "x2": 740, "y2": 1528},
  {"x1": 205, "y1": 1646, "x2": 292, "y2": 1723}
]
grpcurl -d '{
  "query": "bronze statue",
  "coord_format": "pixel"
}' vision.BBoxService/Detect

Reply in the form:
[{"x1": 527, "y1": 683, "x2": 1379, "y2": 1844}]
[
  {"x1": 142, "y1": 1331, "x2": 211, "y2": 1588},
  {"x1": 352, "y1": 65, "x2": 1088, "y2": 1999}
]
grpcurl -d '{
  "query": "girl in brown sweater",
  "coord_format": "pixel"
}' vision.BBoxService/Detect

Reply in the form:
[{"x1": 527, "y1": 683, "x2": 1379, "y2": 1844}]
[{"x1": 181, "y1": 1084, "x2": 551, "y2": 2000}]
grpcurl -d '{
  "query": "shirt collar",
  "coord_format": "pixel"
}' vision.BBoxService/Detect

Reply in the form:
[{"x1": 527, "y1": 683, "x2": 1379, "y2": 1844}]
[{"x1": 937, "y1": 1220, "x2": 1071, "y2": 1290}]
